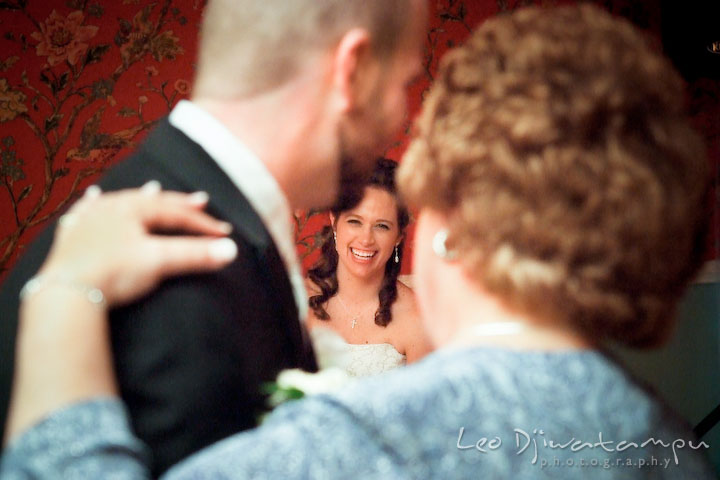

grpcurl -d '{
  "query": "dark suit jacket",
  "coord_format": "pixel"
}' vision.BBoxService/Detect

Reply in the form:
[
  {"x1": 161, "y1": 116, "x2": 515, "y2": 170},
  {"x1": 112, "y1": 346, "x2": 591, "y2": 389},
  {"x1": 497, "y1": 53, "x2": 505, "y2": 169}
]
[{"x1": 0, "y1": 119, "x2": 317, "y2": 475}]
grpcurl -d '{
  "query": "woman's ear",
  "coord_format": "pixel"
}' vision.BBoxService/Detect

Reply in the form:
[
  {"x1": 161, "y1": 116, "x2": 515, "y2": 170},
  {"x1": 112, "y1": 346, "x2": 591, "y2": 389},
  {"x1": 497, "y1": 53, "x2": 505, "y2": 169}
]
[{"x1": 329, "y1": 212, "x2": 337, "y2": 228}]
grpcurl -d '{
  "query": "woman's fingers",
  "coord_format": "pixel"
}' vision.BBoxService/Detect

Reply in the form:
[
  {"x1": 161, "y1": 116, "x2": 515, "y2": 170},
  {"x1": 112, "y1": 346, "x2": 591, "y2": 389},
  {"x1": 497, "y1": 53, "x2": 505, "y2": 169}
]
[
  {"x1": 137, "y1": 198, "x2": 233, "y2": 237},
  {"x1": 42, "y1": 186, "x2": 238, "y2": 307},
  {"x1": 147, "y1": 237, "x2": 238, "y2": 277},
  {"x1": 67, "y1": 188, "x2": 231, "y2": 237},
  {"x1": 107, "y1": 237, "x2": 238, "y2": 306}
]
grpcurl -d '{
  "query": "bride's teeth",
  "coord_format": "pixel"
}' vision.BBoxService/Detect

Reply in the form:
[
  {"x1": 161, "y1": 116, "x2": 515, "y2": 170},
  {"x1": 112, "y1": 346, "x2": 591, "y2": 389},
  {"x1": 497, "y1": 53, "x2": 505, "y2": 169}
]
[{"x1": 351, "y1": 248, "x2": 374, "y2": 258}]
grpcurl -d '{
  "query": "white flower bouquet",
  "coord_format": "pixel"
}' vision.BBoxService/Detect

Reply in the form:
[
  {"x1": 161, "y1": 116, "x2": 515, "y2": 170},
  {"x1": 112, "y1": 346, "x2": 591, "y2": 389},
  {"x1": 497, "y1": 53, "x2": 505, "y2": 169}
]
[{"x1": 261, "y1": 367, "x2": 352, "y2": 414}]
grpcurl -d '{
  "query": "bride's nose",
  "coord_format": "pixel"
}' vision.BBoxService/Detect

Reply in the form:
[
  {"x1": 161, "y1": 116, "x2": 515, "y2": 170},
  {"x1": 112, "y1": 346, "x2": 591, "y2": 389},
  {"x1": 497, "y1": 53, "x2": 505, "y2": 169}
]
[{"x1": 359, "y1": 226, "x2": 375, "y2": 246}]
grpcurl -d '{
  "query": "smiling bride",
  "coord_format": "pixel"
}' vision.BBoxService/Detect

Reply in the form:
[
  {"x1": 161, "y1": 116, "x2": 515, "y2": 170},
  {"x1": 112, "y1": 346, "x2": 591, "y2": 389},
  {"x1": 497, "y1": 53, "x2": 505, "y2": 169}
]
[{"x1": 305, "y1": 158, "x2": 432, "y2": 376}]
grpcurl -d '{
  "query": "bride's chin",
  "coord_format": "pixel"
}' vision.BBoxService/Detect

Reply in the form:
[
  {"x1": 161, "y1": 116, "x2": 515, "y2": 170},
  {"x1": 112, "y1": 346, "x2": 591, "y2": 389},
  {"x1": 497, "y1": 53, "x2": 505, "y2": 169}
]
[{"x1": 346, "y1": 262, "x2": 386, "y2": 281}]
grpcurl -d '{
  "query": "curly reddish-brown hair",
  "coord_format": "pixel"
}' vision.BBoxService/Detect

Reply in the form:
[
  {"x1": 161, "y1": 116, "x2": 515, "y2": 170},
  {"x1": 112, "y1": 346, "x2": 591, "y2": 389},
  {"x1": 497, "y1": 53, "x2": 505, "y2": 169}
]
[{"x1": 398, "y1": 5, "x2": 710, "y2": 348}]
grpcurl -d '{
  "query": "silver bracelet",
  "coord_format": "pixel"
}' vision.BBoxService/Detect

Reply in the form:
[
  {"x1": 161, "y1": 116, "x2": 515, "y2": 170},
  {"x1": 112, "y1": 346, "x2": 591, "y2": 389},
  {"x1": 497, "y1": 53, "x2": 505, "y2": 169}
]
[{"x1": 19, "y1": 274, "x2": 106, "y2": 308}]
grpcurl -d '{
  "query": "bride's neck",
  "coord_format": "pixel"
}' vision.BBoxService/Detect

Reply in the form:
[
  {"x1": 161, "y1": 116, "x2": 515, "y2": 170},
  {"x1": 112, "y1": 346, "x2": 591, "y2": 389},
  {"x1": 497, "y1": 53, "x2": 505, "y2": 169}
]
[{"x1": 335, "y1": 262, "x2": 385, "y2": 303}]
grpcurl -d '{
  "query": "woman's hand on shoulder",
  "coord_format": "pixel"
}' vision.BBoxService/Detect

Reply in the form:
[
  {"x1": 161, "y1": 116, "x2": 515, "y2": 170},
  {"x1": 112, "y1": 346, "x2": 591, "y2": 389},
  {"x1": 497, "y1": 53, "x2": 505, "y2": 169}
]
[
  {"x1": 5, "y1": 183, "x2": 238, "y2": 446},
  {"x1": 38, "y1": 182, "x2": 238, "y2": 307}
]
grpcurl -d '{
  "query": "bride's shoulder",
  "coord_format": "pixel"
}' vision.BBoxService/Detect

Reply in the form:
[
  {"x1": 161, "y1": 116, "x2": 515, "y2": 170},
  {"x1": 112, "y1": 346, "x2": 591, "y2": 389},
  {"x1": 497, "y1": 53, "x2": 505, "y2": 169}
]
[
  {"x1": 396, "y1": 279, "x2": 416, "y2": 300},
  {"x1": 392, "y1": 281, "x2": 419, "y2": 319},
  {"x1": 390, "y1": 280, "x2": 431, "y2": 361}
]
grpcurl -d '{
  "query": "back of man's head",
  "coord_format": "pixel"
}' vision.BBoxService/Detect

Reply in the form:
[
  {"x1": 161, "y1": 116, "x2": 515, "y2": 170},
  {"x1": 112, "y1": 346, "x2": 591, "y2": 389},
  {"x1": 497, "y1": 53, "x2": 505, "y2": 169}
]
[{"x1": 194, "y1": 0, "x2": 413, "y2": 99}]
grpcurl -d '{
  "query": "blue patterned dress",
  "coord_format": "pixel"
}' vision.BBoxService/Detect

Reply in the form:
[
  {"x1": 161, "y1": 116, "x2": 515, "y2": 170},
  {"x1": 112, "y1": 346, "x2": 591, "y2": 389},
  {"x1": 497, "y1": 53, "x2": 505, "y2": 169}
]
[{"x1": 1, "y1": 346, "x2": 716, "y2": 479}]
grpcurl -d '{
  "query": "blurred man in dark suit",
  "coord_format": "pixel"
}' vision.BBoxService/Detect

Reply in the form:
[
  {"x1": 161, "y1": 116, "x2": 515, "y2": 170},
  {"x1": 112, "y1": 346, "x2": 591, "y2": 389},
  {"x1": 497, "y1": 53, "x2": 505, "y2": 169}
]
[{"x1": 0, "y1": 0, "x2": 427, "y2": 474}]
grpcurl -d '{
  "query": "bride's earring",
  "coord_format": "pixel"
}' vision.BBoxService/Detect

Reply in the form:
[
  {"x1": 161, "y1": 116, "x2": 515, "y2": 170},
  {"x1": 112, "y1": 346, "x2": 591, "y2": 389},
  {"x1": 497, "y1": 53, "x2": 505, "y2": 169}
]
[
  {"x1": 394, "y1": 245, "x2": 399, "y2": 264},
  {"x1": 333, "y1": 230, "x2": 337, "y2": 243}
]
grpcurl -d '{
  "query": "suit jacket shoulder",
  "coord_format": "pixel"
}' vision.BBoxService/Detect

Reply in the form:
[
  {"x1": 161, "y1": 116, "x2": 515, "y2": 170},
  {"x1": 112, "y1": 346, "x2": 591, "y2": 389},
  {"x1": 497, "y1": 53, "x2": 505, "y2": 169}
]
[{"x1": 0, "y1": 118, "x2": 316, "y2": 474}]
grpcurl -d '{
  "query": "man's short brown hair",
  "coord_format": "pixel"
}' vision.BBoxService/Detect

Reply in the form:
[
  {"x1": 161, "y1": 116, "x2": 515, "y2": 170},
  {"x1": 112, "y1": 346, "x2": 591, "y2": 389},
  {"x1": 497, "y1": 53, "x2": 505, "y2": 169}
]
[{"x1": 194, "y1": 0, "x2": 414, "y2": 99}]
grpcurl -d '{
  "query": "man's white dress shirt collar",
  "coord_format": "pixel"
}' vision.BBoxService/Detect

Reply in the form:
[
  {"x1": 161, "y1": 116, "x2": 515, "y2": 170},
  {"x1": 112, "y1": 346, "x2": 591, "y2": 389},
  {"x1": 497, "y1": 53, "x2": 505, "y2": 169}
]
[{"x1": 169, "y1": 100, "x2": 307, "y2": 322}]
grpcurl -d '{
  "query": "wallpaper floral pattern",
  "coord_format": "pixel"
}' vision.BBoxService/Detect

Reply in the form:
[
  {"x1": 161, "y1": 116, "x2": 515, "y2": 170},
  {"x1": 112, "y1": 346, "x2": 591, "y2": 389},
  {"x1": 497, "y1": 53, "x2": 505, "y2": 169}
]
[
  {"x1": 0, "y1": 0, "x2": 201, "y2": 278},
  {"x1": 1, "y1": 0, "x2": 718, "y2": 282}
]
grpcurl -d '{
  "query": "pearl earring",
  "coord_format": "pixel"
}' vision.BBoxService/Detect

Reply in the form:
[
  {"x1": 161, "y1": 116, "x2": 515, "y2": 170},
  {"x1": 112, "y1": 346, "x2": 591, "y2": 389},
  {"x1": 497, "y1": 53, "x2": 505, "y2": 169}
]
[
  {"x1": 394, "y1": 245, "x2": 399, "y2": 263},
  {"x1": 432, "y1": 229, "x2": 458, "y2": 261},
  {"x1": 333, "y1": 230, "x2": 337, "y2": 243}
]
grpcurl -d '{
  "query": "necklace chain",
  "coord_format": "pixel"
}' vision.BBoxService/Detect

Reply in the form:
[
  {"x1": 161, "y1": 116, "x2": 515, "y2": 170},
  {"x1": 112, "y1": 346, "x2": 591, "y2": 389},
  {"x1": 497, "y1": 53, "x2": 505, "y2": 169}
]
[
  {"x1": 445, "y1": 321, "x2": 527, "y2": 349},
  {"x1": 335, "y1": 294, "x2": 376, "y2": 329},
  {"x1": 465, "y1": 321, "x2": 526, "y2": 337}
]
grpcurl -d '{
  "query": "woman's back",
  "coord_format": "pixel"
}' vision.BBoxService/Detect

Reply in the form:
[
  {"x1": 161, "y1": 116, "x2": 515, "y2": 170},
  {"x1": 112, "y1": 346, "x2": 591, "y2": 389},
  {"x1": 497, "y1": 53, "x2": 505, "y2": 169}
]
[{"x1": 246, "y1": 346, "x2": 715, "y2": 478}]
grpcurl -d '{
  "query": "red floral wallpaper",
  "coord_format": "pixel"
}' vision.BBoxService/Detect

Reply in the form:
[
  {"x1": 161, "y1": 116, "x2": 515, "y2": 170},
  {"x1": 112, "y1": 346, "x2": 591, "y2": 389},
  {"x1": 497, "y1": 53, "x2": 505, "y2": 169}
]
[
  {"x1": 1, "y1": 0, "x2": 718, "y2": 283},
  {"x1": 0, "y1": 0, "x2": 202, "y2": 280}
]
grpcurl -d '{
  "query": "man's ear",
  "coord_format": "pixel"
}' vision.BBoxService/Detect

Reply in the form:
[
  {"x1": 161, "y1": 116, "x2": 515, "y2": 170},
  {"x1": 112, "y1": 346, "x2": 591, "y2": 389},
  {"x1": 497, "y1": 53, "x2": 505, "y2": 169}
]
[{"x1": 331, "y1": 28, "x2": 379, "y2": 113}]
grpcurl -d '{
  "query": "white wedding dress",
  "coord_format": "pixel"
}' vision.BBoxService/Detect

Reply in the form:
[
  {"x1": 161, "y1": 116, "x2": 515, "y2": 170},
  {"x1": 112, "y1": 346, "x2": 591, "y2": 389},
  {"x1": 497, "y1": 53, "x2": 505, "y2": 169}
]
[{"x1": 309, "y1": 327, "x2": 406, "y2": 377}]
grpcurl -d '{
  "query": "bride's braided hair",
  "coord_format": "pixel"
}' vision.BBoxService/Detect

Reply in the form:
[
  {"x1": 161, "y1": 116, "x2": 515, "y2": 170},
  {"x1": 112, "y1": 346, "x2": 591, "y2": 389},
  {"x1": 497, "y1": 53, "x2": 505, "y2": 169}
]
[{"x1": 308, "y1": 158, "x2": 410, "y2": 326}]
